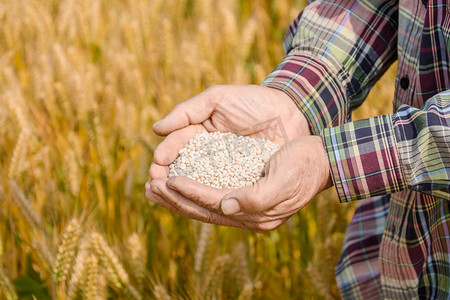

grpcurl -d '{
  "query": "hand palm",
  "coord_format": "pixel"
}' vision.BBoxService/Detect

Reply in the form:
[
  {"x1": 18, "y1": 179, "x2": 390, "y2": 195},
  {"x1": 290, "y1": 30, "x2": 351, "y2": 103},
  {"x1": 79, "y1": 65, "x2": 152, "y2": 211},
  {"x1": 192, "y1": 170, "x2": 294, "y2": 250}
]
[{"x1": 150, "y1": 85, "x2": 310, "y2": 178}]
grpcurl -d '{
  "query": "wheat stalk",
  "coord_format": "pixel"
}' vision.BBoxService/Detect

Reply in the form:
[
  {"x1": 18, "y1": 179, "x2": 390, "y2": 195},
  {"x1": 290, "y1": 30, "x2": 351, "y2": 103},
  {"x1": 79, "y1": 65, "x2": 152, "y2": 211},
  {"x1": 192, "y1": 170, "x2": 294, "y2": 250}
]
[
  {"x1": 64, "y1": 149, "x2": 81, "y2": 196},
  {"x1": 153, "y1": 284, "x2": 171, "y2": 300},
  {"x1": 127, "y1": 233, "x2": 145, "y2": 286},
  {"x1": 90, "y1": 232, "x2": 129, "y2": 289},
  {"x1": 0, "y1": 268, "x2": 18, "y2": 300},
  {"x1": 232, "y1": 241, "x2": 251, "y2": 285},
  {"x1": 8, "y1": 129, "x2": 29, "y2": 179},
  {"x1": 194, "y1": 223, "x2": 215, "y2": 273},
  {"x1": 202, "y1": 254, "x2": 231, "y2": 298},
  {"x1": 124, "y1": 163, "x2": 135, "y2": 199},
  {"x1": 237, "y1": 282, "x2": 253, "y2": 300},
  {"x1": 31, "y1": 238, "x2": 55, "y2": 269},
  {"x1": 239, "y1": 18, "x2": 257, "y2": 60},
  {"x1": 8, "y1": 180, "x2": 42, "y2": 230}
]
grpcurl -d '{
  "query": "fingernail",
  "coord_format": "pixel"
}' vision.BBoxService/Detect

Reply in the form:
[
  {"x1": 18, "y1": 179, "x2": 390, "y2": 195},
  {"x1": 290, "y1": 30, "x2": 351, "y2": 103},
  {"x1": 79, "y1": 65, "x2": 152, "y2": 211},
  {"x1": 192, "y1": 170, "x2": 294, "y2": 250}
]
[
  {"x1": 153, "y1": 120, "x2": 161, "y2": 127},
  {"x1": 221, "y1": 199, "x2": 240, "y2": 215},
  {"x1": 145, "y1": 181, "x2": 151, "y2": 189}
]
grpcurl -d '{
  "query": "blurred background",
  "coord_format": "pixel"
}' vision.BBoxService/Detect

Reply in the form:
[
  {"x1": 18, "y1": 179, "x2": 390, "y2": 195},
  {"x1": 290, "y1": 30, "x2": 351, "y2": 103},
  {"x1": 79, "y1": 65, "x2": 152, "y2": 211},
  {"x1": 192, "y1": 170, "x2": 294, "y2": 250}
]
[{"x1": 0, "y1": 0, "x2": 396, "y2": 299}]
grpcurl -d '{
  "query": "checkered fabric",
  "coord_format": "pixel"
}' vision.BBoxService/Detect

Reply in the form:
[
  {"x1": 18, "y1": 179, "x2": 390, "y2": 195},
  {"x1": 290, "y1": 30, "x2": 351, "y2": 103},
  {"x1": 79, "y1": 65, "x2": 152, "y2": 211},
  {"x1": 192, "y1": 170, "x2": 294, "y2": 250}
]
[{"x1": 262, "y1": 0, "x2": 450, "y2": 298}]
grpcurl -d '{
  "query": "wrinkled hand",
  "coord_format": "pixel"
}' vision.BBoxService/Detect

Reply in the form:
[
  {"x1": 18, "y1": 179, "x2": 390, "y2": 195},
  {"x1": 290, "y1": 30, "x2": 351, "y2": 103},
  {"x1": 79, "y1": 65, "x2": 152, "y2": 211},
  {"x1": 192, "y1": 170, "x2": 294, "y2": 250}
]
[
  {"x1": 146, "y1": 136, "x2": 332, "y2": 232},
  {"x1": 149, "y1": 85, "x2": 310, "y2": 180}
]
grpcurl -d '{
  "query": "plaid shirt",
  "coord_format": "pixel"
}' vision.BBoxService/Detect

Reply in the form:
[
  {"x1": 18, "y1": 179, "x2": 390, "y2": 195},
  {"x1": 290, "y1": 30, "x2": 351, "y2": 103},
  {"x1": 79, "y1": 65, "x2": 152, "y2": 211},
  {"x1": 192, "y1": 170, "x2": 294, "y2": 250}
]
[{"x1": 262, "y1": 0, "x2": 450, "y2": 299}]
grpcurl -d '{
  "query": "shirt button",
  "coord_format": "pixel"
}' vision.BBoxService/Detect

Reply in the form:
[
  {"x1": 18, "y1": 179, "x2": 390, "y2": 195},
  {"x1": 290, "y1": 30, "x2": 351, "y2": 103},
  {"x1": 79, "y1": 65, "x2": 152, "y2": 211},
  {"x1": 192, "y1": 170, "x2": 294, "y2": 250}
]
[{"x1": 400, "y1": 77, "x2": 409, "y2": 90}]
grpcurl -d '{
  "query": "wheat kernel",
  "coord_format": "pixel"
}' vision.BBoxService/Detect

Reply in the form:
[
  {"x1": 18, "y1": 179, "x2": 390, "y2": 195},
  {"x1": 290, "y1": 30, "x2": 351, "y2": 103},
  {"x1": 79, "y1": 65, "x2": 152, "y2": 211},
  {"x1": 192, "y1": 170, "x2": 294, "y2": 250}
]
[{"x1": 168, "y1": 132, "x2": 279, "y2": 189}]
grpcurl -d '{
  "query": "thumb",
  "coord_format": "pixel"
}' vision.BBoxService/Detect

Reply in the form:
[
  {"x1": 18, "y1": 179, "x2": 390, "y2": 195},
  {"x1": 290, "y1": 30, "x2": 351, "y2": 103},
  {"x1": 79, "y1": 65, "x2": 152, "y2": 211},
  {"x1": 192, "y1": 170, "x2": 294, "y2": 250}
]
[
  {"x1": 221, "y1": 177, "x2": 276, "y2": 215},
  {"x1": 153, "y1": 88, "x2": 217, "y2": 136}
]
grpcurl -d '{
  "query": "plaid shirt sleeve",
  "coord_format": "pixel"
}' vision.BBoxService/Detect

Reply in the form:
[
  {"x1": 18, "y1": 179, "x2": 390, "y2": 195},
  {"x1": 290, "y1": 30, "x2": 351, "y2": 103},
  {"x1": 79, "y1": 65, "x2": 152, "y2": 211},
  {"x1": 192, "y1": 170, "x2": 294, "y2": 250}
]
[
  {"x1": 261, "y1": 0, "x2": 398, "y2": 135},
  {"x1": 323, "y1": 94, "x2": 450, "y2": 202}
]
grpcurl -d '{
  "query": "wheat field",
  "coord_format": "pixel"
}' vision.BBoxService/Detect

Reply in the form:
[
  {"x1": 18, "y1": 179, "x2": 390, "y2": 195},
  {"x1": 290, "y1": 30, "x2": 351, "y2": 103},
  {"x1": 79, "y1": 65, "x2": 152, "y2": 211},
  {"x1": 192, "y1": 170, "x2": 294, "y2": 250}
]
[{"x1": 0, "y1": 0, "x2": 396, "y2": 299}]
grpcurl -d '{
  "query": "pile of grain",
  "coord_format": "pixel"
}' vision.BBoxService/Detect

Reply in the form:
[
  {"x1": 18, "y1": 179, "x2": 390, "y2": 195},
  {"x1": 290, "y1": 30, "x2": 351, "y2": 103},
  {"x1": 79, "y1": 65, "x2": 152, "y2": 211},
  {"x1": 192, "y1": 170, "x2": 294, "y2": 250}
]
[{"x1": 168, "y1": 131, "x2": 279, "y2": 189}]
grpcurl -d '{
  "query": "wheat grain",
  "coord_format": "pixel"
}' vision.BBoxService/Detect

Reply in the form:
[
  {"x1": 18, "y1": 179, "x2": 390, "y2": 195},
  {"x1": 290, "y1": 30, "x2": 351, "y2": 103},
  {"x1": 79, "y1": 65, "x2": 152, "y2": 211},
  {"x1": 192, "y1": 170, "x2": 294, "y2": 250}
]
[{"x1": 169, "y1": 131, "x2": 279, "y2": 189}]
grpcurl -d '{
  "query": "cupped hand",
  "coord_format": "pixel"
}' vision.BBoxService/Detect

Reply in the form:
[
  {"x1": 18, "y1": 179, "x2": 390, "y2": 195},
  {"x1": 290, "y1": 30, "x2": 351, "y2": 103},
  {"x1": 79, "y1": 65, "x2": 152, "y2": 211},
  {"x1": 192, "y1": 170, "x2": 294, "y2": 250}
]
[
  {"x1": 146, "y1": 135, "x2": 332, "y2": 232},
  {"x1": 149, "y1": 85, "x2": 311, "y2": 180}
]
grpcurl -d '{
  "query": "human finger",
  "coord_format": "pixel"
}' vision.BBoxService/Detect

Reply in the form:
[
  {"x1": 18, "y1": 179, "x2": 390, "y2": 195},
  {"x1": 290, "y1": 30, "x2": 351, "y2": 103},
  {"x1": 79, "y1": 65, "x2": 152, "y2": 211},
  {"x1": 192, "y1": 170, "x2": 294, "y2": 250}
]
[
  {"x1": 149, "y1": 178, "x2": 248, "y2": 228},
  {"x1": 166, "y1": 176, "x2": 279, "y2": 224},
  {"x1": 153, "y1": 87, "x2": 220, "y2": 136},
  {"x1": 166, "y1": 176, "x2": 231, "y2": 212},
  {"x1": 220, "y1": 175, "x2": 281, "y2": 216},
  {"x1": 147, "y1": 180, "x2": 271, "y2": 232},
  {"x1": 153, "y1": 124, "x2": 206, "y2": 166},
  {"x1": 149, "y1": 162, "x2": 169, "y2": 179}
]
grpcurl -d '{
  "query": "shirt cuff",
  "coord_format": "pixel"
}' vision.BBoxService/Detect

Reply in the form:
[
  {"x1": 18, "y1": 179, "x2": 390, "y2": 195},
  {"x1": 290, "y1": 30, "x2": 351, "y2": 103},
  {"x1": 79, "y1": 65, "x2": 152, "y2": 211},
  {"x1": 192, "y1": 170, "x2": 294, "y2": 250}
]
[
  {"x1": 322, "y1": 114, "x2": 407, "y2": 202},
  {"x1": 261, "y1": 52, "x2": 348, "y2": 135}
]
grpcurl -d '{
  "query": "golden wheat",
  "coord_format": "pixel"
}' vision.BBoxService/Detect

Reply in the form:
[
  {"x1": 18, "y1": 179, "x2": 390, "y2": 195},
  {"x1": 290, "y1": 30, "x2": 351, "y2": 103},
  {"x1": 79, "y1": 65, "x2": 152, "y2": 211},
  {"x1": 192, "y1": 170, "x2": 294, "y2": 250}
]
[
  {"x1": 67, "y1": 244, "x2": 89, "y2": 299},
  {"x1": 194, "y1": 223, "x2": 215, "y2": 273},
  {"x1": 54, "y1": 218, "x2": 82, "y2": 282},
  {"x1": 85, "y1": 254, "x2": 100, "y2": 300},
  {"x1": 90, "y1": 232, "x2": 130, "y2": 289},
  {"x1": 0, "y1": 268, "x2": 17, "y2": 300},
  {"x1": 153, "y1": 284, "x2": 171, "y2": 300},
  {"x1": 126, "y1": 233, "x2": 145, "y2": 287},
  {"x1": 202, "y1": 254, "x2": 231, "y2": 298},
  {"x1": 237, "y1": 282, "x2": 254, "y2": 300},
  {"x1": 8, "y1": 180, "x2": 42, "y2": 230}
]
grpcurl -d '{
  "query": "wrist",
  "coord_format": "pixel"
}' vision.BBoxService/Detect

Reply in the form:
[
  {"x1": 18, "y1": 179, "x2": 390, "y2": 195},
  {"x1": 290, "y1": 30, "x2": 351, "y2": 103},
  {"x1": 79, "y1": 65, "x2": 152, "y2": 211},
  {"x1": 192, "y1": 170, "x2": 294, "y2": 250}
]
[
  {"x1": 314, "y1": 135, "x2": 333, "y2": 192},
  {"x1": 264, "y1": 86, "x2": 312, "y2": 140}
]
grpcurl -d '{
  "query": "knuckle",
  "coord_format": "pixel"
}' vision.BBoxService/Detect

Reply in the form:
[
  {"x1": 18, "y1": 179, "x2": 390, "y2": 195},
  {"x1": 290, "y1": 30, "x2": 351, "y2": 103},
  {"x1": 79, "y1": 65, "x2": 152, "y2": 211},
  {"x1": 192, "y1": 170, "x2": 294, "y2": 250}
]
[
  {"x1": 205, "y1": 85, "x2": 220, "y2": 93},
  {"x1": 253, "y1": 223, "x2": 269, "y2": 234},
  {"x1": 170, "y1": 198, "x2": 182, "y2": 210},
  {"x1": 247, "y1": 195, "x2": 264, "y2": 212},
  {"x1": 172, "y1": 103, "x2": 184, "y2": 114},
  {"x1": 202, "y1": 211, "x2": 215, "y2": 224},
  {"x1": 256, "y1": 222, "x2": 277, "y2": 233},
  {"x1": 149, "y1": 167, "x2": 157, "y2": 179}
]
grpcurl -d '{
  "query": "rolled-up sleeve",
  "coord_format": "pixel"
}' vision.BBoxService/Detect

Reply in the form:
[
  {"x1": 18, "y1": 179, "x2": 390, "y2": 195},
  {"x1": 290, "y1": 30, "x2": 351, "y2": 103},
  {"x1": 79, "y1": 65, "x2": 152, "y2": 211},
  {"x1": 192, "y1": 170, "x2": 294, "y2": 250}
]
[
  {"x1": 262, "y1": 0, "x2": 398, "y2": 135},
  {"x1": 323, "y1": 94, "x2": 450, "y2": 202}
]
